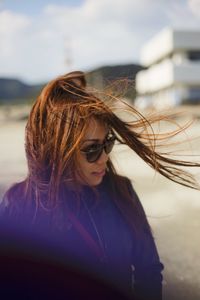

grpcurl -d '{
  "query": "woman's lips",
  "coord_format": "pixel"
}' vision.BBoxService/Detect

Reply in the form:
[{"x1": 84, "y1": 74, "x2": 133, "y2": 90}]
[{"x1": 92, "y1": 170, "x2": 106, "y2": 177}]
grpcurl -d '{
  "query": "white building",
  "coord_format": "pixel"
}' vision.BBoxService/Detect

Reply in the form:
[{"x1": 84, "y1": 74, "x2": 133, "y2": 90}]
[{"x1": 135, "y1": 28, "x2": 200, "y2": 109}]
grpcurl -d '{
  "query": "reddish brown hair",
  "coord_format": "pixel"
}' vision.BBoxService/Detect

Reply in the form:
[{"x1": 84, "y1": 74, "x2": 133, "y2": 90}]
[{"x1": 3, "y1": 71, "x2": 200, "y2": 233}]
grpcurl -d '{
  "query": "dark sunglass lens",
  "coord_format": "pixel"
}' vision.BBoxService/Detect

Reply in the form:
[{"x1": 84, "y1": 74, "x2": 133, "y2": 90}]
[
  {"x1": 83, "y1": 134, "x2": 115, "y2": 163},
  {"x1": 105, "y1": 139, "x2": 115, "y2": 154},
  {"x1": 87, "y1": 149, "x2": 103, "y2": 163}
]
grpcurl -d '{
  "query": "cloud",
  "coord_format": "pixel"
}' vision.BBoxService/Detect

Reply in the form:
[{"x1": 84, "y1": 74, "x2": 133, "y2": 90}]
[
  {"x1": 0, "y1": 0, "x2": 200, "y2": 83},
  {"x1": 188, "y1": 0, "x2": 200, "y2": 17},
  {"x1": 167, "y1": 0, "x2": 200, "y2": 27},
  {"x1": 0, "y1": 10, "x2": 30, "y2": 56},
  {"x1": 39, "y1": 0, "x2": 172, "y2": 74},
  {"x1": 0, "y1": 10, "x2": 29, "y2": 34},
  {"x1": 0, "y1": 8, "x2": 63, "y2": 82}
]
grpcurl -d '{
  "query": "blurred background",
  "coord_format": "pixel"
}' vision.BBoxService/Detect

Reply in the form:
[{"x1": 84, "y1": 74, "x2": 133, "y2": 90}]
[{"x1": 0, "y1": 0, "x2": 200, "y2": 299}]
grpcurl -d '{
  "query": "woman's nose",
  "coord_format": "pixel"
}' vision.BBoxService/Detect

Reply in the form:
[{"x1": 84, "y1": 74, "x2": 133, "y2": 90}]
[{"x1": 96, "y1": 149, "x2": 108, "y2": 165}]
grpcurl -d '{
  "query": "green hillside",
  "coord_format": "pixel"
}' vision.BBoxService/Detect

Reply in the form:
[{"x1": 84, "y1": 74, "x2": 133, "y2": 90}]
[{"x1": 0, "y1": 64, "x2": 144, "y2": 103}]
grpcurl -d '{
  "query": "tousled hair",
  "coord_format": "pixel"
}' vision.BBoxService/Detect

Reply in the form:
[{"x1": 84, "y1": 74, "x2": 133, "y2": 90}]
[{"x1": 3, "y1": 71, "x2": 200, "y2": 234}]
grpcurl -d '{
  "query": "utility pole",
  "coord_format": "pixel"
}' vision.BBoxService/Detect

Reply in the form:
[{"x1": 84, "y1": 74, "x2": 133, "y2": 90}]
[{"x1": 64, "y1": 35, "x2": 73, "y2": 72}]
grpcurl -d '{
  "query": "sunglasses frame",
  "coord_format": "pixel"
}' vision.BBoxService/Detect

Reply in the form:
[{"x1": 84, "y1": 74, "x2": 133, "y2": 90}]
[{"x1": 80, "y1": 131, "x2": 116, "y2": 163}]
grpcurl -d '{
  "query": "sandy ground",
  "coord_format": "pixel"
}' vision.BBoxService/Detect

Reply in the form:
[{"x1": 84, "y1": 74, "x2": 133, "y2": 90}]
[{"x1": 0, "y1": 105, "x2": 200, "y2": 299}]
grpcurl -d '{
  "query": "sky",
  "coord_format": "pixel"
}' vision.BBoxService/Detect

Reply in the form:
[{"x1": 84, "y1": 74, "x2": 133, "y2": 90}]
[{"x1": 0, "y1": 0, "x2": 200, "y2": 84}]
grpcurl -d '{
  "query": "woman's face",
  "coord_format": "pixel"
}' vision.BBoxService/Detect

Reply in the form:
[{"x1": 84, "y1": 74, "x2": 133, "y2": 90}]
[{"x1": 77, "y1": 118, "x2": 110, "y2": 187}]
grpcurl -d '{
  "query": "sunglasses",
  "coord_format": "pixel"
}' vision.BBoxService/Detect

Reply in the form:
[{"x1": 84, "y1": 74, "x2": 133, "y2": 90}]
[{"x1": 80, "y1": 131, "x2": 116, "y2": 163}]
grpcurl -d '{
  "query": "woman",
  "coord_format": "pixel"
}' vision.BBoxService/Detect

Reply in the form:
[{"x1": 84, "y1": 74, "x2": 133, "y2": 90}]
[{"x1": 1, "y1": 71, "x2": 200, "y2": 300}]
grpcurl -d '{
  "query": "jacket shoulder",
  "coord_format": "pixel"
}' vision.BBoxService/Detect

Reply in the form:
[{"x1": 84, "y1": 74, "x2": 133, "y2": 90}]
[
  {"x1": 0, "y1": 197, "x2": 8, "y2": 217},
  {"x1": 110, "y1": 173, "x2": 132, "y2": 186},
  {"x1": 111, "y1": 174, "x2": 138, "y2": 197}
]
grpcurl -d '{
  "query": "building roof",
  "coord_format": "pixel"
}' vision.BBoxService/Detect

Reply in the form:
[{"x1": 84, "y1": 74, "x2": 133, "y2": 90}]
[{"x1": 141, "y1": 27, "x2": 200, "y2": 67}]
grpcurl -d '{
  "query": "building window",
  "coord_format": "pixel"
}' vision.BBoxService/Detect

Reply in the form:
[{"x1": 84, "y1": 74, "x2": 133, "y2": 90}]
[
  {"x1": 187, "y1": 51, "x2": 200, "y2": 61},
  {"x1": 184, "y1": 87, "x2": 200, "y2": 104}
]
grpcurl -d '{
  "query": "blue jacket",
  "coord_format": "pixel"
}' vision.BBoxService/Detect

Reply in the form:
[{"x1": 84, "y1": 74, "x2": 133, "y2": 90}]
[{"x1": 0, "y1": 175, "x2": 163, "y2": 300}]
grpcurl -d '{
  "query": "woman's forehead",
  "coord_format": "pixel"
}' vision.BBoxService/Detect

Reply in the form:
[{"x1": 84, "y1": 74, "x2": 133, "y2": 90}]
[{"x1": 83, "y1": 118, "x2": 108, "y2": 142}]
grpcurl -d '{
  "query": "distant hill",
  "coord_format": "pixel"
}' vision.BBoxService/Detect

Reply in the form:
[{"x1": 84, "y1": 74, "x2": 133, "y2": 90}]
[
  {"x1": 86, "y1": 64, "x2": 144, "y2": 100},
  {"x1": 0, "y1": 64, "x2": 144, "y2": 103},
  {"x1": 0, "y1": 78, "x2": 44, "y2": 103},
  {"x1": 87, "y1": 64, "x2": 143, "y2": 82}
]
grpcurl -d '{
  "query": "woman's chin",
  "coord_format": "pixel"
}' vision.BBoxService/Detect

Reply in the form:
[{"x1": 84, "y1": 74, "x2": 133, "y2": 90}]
[
  {"x1": 90, "y1": 172, "x2": 106, "y2": 186},
  {"x1": 83, "y1": 174, "x2": 105, "y2": 187},
  {"x1": 88, "y1": 177, "x2": 103, "y2": 187}
]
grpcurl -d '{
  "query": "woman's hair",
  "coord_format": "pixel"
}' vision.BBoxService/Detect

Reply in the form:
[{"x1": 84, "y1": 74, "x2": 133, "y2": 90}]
[{"x1": 3, "y1": 71, "x2": 200, "y2": 233}]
